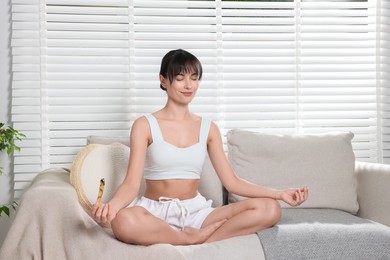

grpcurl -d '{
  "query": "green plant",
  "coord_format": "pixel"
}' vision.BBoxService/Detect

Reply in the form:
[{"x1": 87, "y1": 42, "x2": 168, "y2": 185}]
[
  {"x1": 0, "y1": 201, "x2": 18, "y2": 217},
  {"x1": 0, "y1": 122, "x2": 25, "y2": 217},
  {"x1": 0, "y1": 123, "x2": 26, "y2": 176}
]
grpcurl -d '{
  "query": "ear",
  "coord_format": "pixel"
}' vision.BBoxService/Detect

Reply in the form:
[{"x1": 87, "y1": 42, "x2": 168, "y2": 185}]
[{"x1": 159, "y1": 75, "x2": 167, "y2": 89}]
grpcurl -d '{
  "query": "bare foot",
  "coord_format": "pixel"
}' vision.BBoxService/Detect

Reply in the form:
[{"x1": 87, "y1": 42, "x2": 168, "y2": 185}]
[{"x1": 182, "y1": 219, "x2": 227, "y2": 244}]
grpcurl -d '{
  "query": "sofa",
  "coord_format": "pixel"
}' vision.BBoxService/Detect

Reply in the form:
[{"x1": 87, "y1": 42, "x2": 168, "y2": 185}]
[{"x1": 1, "y1": 129, "x2": 390, "y2": 260}]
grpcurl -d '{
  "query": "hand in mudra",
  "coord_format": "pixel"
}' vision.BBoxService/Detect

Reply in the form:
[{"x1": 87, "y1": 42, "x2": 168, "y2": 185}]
[{"x1": 279, "y1": 186, "x2": 309, "y2": 207}]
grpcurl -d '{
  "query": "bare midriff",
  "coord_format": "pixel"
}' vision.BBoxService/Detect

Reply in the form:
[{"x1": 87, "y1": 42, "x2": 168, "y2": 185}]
[{"x1": 144, "y1": 179, "x2": 199, "y2": 201}]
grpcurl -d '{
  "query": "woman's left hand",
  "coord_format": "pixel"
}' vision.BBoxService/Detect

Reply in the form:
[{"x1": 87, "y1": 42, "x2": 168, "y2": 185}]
[{"x1": 279, "y1": 186, "x2": 309, "y2": 207}]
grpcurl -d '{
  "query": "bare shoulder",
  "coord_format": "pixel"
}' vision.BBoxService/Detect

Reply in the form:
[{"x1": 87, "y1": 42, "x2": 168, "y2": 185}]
[
  {"x1": 131, "y1": 116, "x2": 150, "y2": 133},
  {"x1": 209, "y1": 121, "x2": 221, "y2": 134},
  {"x1": 130, "y1": 116, "x2": 151, "y2": 145},
  {"x1": 207, "y1": 121, "x2": 223, "y2": 143},
  {"x1": 132, "y1": 115, "x2": 149, "y2": 128}
]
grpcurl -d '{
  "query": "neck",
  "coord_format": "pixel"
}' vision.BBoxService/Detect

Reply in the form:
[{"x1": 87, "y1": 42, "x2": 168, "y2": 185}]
[{"x1": 160, "y1": 103, "x2": 192, "y2": 120}]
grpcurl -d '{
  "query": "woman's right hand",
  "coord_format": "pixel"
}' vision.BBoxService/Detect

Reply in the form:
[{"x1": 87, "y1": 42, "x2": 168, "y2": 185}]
[{"x1": 91, "y1": 203, "x2": 117, "y2": 228}]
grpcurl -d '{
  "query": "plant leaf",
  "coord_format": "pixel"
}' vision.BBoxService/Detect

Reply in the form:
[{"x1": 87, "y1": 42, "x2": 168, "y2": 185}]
[{"x1": 0, "y1": 206, "x2": 10, "y2": 217}]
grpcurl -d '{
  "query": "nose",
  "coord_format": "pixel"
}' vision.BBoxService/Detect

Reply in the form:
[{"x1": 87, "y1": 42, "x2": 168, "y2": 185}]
[{"x1": 184, "y1": 78, "x2": 192, "y2": 89}]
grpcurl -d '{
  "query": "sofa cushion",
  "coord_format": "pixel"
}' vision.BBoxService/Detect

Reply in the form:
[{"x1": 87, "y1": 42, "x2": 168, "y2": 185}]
[
  {"x1": 177, "y1": 234, "x2": 264, "y2": 260},
  {"x1": 86, "y1": 136, "x2": 223, "y2": 207},
  {"x1": 227, "y1": 130, "x2": 358, "y2": 214},
  {"x1": 258, "y1": 209, "x2": 390, "y2": 260}
]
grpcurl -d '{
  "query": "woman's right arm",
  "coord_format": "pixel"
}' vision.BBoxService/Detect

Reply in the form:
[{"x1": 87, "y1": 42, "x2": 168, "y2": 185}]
[{"x1": 91, "y1": 116, "x2": 150, "y2": 227}]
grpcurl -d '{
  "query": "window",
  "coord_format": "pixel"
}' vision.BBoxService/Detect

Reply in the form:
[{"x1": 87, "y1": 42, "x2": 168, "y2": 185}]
[
  {"x1": 11, "y1": 0, "x2": 386, "y2": 198},
  {"x1": 381, "y1": 0, "x2": 390, "y2": 161}
]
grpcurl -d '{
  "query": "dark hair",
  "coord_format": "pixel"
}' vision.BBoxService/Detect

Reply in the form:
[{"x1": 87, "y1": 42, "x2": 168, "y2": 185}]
[{"x1": 159, "y1": 49, "x2": 203, "y2": 91}]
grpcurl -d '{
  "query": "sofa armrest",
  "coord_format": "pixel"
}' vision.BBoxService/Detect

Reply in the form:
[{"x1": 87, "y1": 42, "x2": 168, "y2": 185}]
[{"x1": 356, "y1": 161, "x2": 390, "y2": 227}]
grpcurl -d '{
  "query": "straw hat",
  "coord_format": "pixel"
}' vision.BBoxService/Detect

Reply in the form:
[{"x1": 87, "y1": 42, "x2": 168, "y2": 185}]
[{"x1": 70, "y1": 143, "x2": 130, "y2": 213}]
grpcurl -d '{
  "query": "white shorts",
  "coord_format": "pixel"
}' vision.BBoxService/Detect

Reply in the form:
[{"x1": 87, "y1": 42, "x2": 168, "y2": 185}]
[{"x1": 134, "y1": 193, "x2": 214, "y2": 230}]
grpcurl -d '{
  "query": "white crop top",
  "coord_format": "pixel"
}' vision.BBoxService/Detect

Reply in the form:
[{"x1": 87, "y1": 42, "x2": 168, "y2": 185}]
[{"x1": 143, "y1": 114, "x2": 211, "y2": 180}]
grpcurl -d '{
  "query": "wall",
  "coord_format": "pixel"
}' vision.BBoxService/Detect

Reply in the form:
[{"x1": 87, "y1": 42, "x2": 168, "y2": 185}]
[{"x1": 0, "y1": 0, "x2": 14, "y2": 247}]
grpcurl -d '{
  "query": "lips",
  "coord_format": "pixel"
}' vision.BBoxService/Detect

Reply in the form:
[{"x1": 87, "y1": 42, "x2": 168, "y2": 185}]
[{"x1": 182, "y1": 92, "x2": 193, "y2": 97}]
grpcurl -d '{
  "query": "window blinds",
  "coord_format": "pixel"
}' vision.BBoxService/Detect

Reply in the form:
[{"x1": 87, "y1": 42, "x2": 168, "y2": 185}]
[
  {"x1": 220, "y1": 1, "x2": 297, "y2": 135},
  {"x1": 44, "y1": 0, "x2": 132, "y2": 170},
  {"x1": 132, "y1": 0, "x2": 219, "y2": 120},
  {"x1": 11, "y1": 0, "x2": 133, "y2": 197},
  {"x1": 382, "y1": 0, "x2": 390, "y2": 163},
  {"x1": 11, "y1": 0, "x2": 384, "y2": 198},
  {"x1": 11, "y1": 0, "x2": 42, "y2": 198},
  {"x1": 299, "y1": 0, "x2": 377, "y2": 161}
]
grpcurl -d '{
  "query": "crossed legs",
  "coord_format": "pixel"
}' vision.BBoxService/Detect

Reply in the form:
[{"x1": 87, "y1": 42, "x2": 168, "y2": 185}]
[
  {"x1": 111, "y1": 198, "x2": 281, "y2": 245},
  {"x1": 111, "y1": 206, "x2": 225, "y2": 245},
  {"x1": 202, "y1": 198, "x2": 281, "y2": 242}
]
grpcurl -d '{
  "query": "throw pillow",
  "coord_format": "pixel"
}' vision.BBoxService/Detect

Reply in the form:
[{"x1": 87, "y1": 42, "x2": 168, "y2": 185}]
[{"x1": 227, "y1": 130, "x2": 358, "y2": 214}]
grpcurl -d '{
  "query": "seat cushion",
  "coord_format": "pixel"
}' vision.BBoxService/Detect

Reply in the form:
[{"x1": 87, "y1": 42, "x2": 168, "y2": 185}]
[{"x1": 258, "y1": 209, "x2": 390, "y2": 260}]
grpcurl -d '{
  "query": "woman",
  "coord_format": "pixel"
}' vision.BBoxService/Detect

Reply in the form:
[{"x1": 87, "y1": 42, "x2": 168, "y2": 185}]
[{"x1": 92, "y1": 49, "x2": 308, "y2": 245}]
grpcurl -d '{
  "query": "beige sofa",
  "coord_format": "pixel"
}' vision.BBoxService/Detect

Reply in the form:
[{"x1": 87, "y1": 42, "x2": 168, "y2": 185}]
[{"x1": 1, "y1": 130, "x2": 390, "y2": 259}]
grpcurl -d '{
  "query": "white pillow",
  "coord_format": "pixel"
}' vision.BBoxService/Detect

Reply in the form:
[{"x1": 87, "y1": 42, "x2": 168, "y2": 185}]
[{"x1": 227, "y1": 130, "x2": 359, "y2": 214}]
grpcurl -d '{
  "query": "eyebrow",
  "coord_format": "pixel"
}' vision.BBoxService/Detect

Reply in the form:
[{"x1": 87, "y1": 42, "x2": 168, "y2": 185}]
[{"x1": 176, "y1": 72, "x2": 198, "y2": 76}]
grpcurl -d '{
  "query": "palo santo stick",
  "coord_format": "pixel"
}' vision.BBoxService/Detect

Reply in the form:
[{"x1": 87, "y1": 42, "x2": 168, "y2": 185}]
[{"x1": 96, "y1": 178, "x2": 105, "y2": 206}]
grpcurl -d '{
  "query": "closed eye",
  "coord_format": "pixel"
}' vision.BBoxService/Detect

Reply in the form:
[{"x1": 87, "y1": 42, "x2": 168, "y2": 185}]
[
  {"x1": 191, "y1": 73, "x2": 199, "y2": 81},
  {"x1": 175, "y1": 75, "x2": 184, "y2": 81}
]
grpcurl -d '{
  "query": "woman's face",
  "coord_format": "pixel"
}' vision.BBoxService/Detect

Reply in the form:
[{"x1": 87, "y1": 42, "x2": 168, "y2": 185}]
[{"x1": 160, "y1": 71, "x2": 199, "y2": 104}]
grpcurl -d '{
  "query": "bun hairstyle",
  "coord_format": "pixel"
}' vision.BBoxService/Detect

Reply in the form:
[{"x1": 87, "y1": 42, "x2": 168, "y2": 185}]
[{"x1": 159, "y1": 49, "x2": 203, "y2": 91}]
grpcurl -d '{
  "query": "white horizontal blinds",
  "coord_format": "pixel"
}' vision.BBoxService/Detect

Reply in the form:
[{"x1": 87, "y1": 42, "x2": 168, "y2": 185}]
[
  {"x1": 220, "y1": 1, "x2": 297, "y2": 134},
  {"x1": 43, "y1": 0, "x2": 131, "y2": 169},
  {"x1": 132, "y1": 0, "x2": 219, "y2": 119},
  {"x1": 11, "y1": 0, "x2": 42, "y2": 198},
  {"x1": 381, "y1": 0, "x2": 390, "y2": 163},
  {"x1": 299, "y1": 0, "x2": 378, "y2": 161},
  {"x1": 10, "y1": 0, "x2": 388, "y2": 197}
]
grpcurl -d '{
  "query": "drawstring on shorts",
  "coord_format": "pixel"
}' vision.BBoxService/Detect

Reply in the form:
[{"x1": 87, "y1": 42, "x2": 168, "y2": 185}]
[{"x1": 158, "y1": 197, "x2": 190, "y2": 230}]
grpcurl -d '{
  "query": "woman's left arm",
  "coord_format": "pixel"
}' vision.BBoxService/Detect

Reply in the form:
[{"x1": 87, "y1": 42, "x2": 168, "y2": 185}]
[{"x1": 207, "y1": 122, "x2": 308, "y2": 207}]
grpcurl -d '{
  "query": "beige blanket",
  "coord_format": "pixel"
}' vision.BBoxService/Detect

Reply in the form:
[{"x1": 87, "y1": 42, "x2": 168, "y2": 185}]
[{"x1": 0, "y1": 168, "x2": 263, "y2": 260}]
